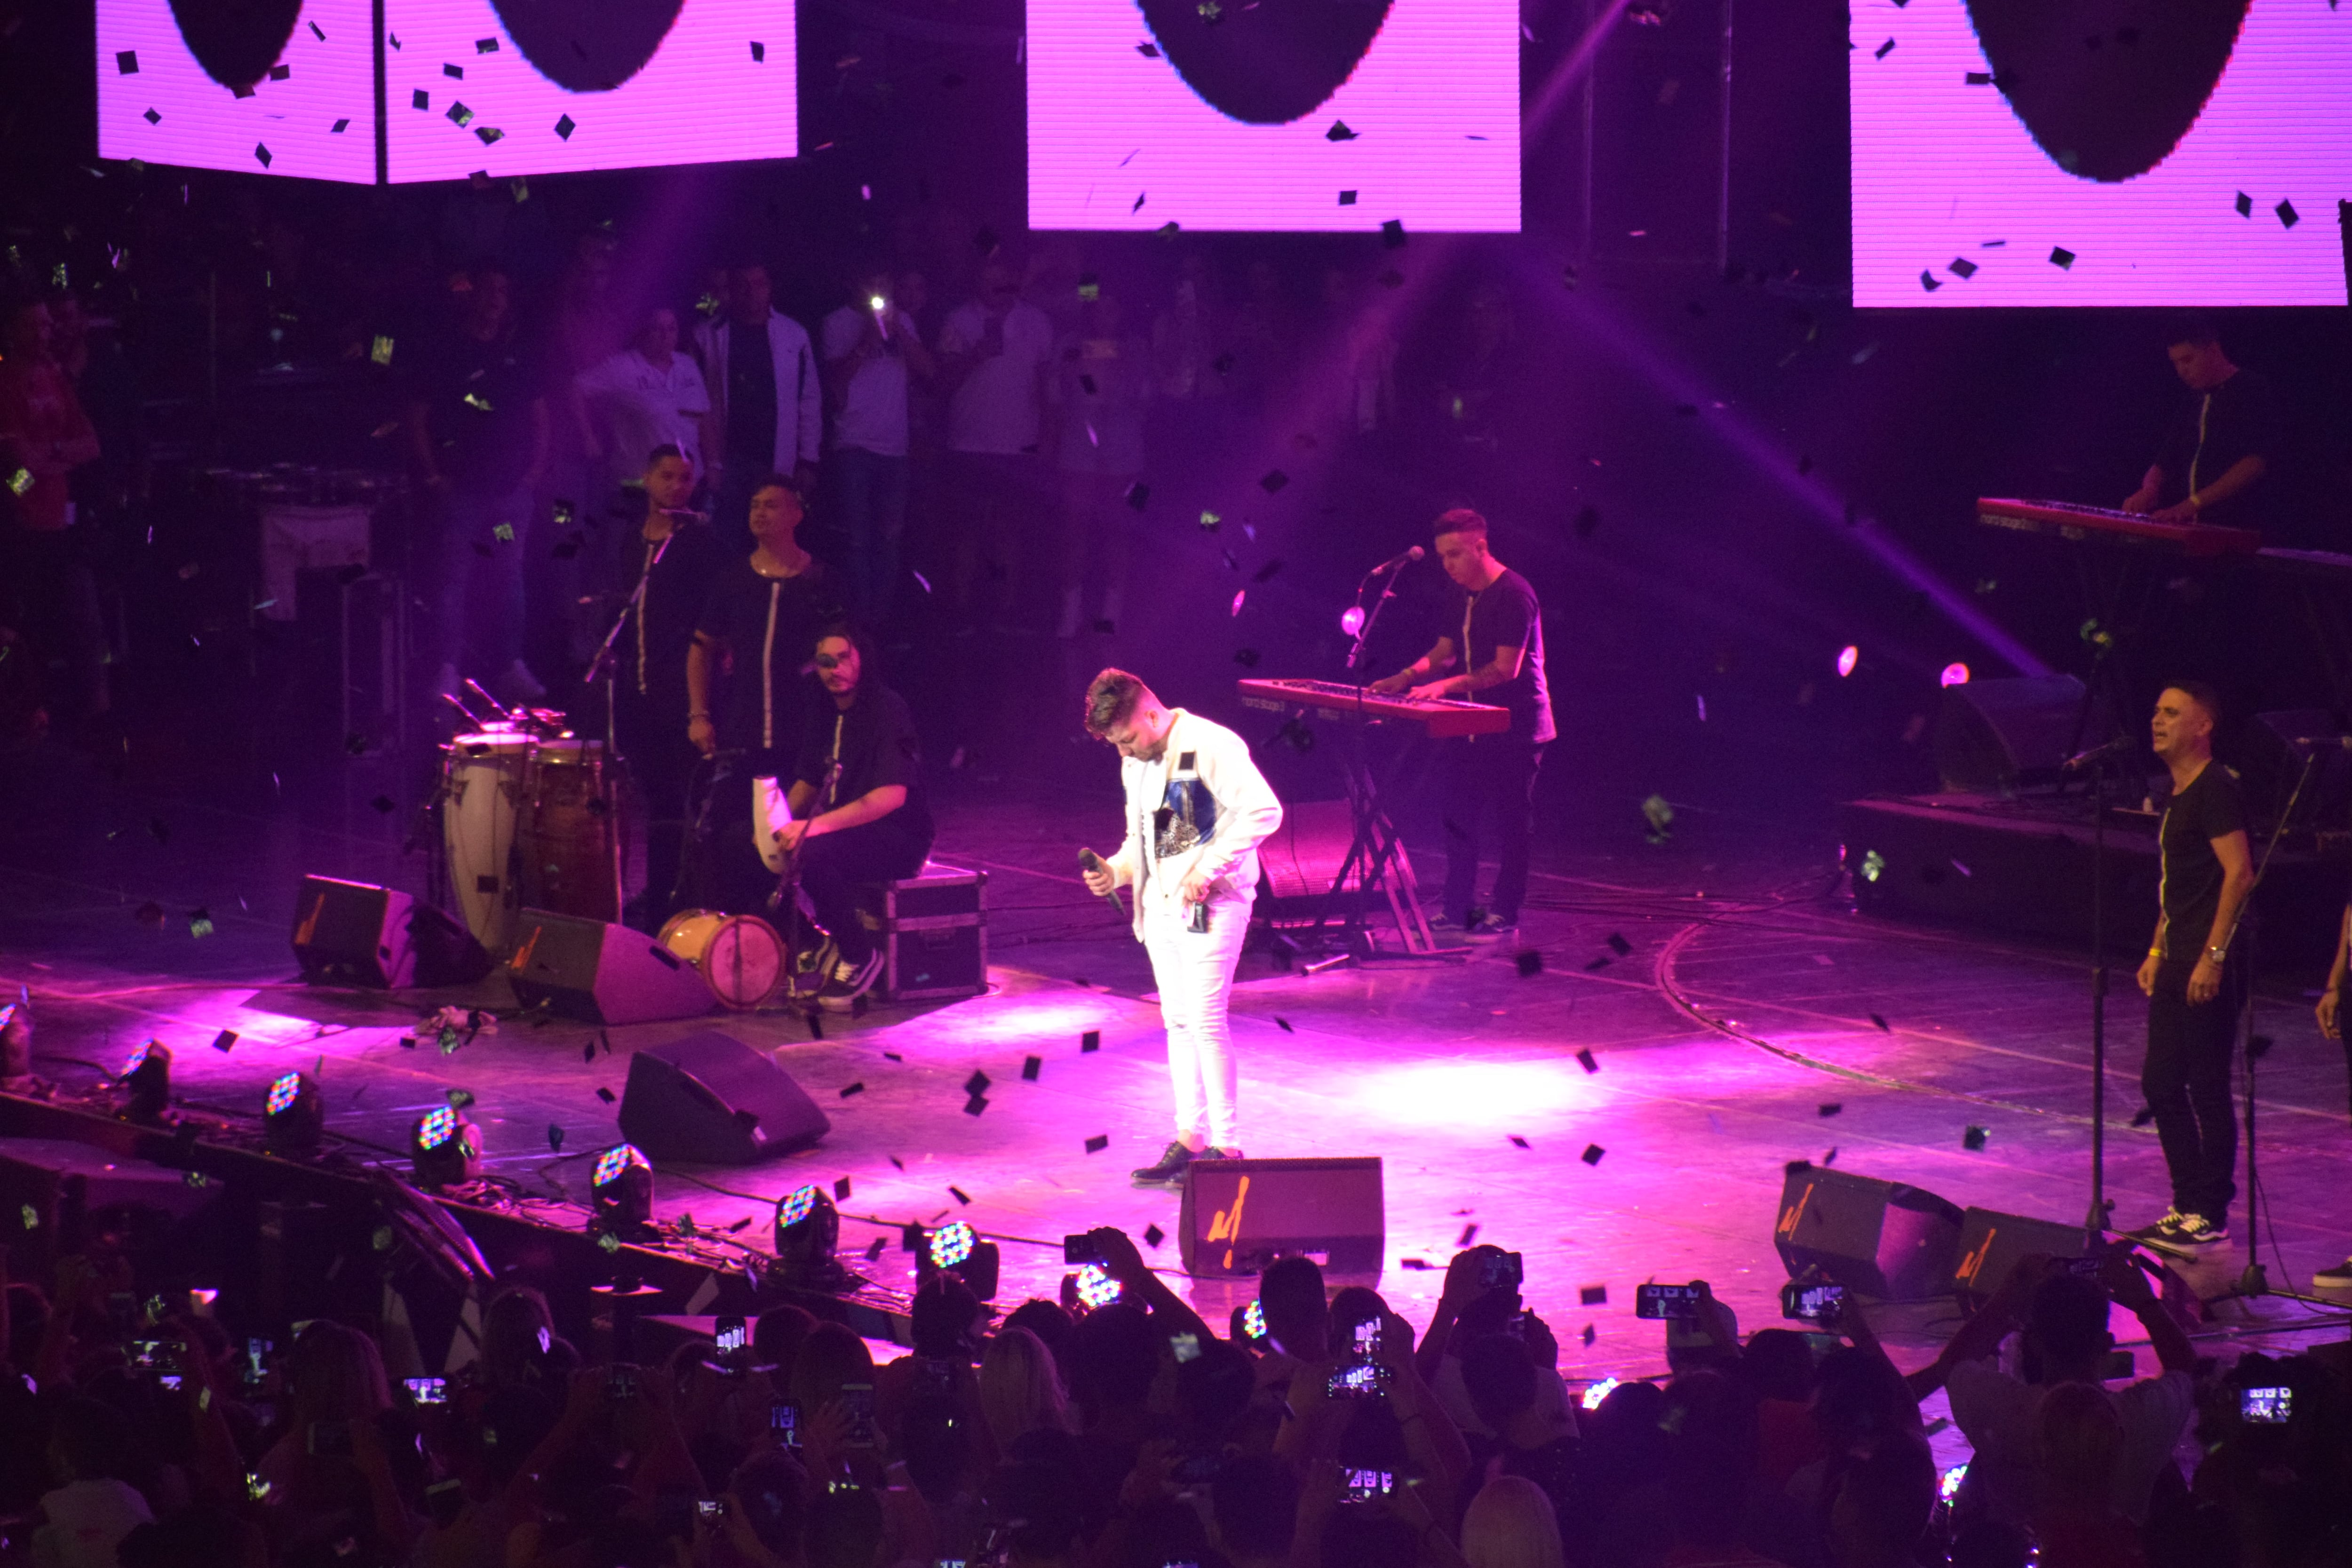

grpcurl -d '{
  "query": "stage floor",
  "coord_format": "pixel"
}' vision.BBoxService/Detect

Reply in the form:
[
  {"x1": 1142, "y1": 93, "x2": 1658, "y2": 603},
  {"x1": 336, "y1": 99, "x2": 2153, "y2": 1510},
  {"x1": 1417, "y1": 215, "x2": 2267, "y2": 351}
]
[{"x1": 6, "y1": 767, "x2": 2351, "y2": 1440}]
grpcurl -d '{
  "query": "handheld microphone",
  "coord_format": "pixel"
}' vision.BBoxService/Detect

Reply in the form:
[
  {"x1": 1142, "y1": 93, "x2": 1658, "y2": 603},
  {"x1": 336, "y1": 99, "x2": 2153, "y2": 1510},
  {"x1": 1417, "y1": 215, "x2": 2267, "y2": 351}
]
[
  {"x1": 1368, "y1": 544, "x2": 1425, "y2": 577},
  {"x1": 2059, "y1": 736, "x2": 2134, "y2": 772},
  {"x1": 1077, "y1": 848, "x2": 1128, "y2": 922}
]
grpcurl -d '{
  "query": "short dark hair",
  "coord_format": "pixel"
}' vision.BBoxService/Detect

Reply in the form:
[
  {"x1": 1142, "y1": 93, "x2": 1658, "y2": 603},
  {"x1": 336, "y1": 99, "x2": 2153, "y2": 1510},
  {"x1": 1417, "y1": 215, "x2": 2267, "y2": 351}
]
[
  {"x1": 2027, "y1": 1273, "x2": 2112, "y2": 1365},
  {"x1": 1458, "y1": 1332, "x2": 1538, "y2": 1431},
  {"x1": 912, "y1": 1270, "x2": 980, "y2": 1359},
  {"x1": 644, "y1": 442, "x2": 687, "y2": 471},
  {"x1": 1083, "y1": 668, "x2": 1149, "y2": 737},
  {"x1": 2167, "y1": 680, "x2": 2223, "y2": 727},
  {"x1": 1064, "y1": 1301, "x2": 1157, "y2": 1412},
  {"x1": 1434, "y1": 507, "x2": 1489, "y2": 540},
  {"x1": 2165, "y1": 314, "x2": 2221, "y2": 350},
  {"x1": 750, "y1": 471, "x2": 802, "y2": 501}
]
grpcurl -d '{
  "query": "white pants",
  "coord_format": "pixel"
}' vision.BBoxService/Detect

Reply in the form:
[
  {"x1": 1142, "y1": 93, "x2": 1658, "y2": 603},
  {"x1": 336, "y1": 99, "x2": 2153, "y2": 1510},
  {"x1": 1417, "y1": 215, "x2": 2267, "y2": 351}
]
[{"x1": 1140, "y1": 891, "x2": 1251, "y2": 1150}]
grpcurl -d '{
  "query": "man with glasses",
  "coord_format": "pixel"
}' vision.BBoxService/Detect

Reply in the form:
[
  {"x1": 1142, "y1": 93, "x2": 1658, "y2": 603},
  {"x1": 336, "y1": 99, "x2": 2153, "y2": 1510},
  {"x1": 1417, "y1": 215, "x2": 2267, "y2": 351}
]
[{"x1": 766, "y1": 626, "x2": 934, "y2": 1011}]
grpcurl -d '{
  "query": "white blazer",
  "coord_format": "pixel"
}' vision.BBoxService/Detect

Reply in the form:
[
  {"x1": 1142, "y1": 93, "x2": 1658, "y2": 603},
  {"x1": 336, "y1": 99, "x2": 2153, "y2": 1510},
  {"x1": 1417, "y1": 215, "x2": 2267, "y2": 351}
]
[{"x1": 692, "y1": 310, "x2": 823, "y2": 477}]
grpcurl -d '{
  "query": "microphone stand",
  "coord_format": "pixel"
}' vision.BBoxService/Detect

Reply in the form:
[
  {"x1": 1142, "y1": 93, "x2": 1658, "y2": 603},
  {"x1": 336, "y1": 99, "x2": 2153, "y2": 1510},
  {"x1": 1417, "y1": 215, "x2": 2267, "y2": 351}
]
[
  {"x1": 585, "y1": 528, "x2": 677, "y2": 914},
  {"x1": 2084, "y1": 745, "x2": 2115, "y2": 1244},
  {"x1": 1343, "y1": 558, "x2": 1410, "y2": 680}
]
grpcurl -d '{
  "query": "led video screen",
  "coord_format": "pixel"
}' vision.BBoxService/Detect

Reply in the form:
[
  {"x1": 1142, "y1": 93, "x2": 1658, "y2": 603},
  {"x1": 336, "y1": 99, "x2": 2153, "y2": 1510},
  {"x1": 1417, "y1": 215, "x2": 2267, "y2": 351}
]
[
  {"x1": 98, "y1": 0, "x2": 379, "y2": 183},
  {"x1": 1028, "y1": 0, "x2": 1519, "y2": 234},
  {"x1": 1853, "y1": 0, "x2": 2352, "y2": 306},
  {"x1": 383, "y1": 0, "x2": 796, "y2": 183}
]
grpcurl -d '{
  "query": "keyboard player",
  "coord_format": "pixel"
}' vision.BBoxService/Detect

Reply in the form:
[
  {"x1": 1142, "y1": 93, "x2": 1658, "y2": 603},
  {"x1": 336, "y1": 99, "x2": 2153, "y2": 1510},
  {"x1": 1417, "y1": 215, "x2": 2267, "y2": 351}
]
[
  {"x1": 1367, "y1": 509, "x2": 1554, "y2": 941},
  {"x1": 2120, "y1": 317, "x2": 2279, "y2": 530}
]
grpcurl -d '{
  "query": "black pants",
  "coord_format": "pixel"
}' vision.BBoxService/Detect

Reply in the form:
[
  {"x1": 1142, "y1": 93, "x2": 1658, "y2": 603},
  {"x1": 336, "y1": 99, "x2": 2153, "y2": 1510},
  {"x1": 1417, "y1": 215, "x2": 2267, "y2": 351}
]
[
  {"x1": 2142, "y1": 958, "x2": 2244, "y2": 1222},
  {"x1": 613, "y1": 683, "x2": 700, "y2": 931},
  {"x1": 799, "y1": 821, "x2": 930, "y2": 964},
  {"x1": 1441, "y1": 736, "x2": 1546, "y2": 924}
]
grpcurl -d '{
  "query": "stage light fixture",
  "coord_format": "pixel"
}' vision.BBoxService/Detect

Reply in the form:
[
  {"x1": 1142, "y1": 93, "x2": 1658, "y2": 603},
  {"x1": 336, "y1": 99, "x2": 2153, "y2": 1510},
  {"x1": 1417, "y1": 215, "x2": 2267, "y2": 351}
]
[
  {"x1": 772, "y1": 1183, "x2": 854, "y2": 1291},
  {"x1": 920, "y1": 1218, "x2": 1001, "y2": 1301},
  {"x1": 262, "y1": 1071, "x2": 323, "y2": 1154},
  {"x1": 118, "y1": 1039, "x2": 172, "y2": 1124},
  {"x1": 590, "y1": 1143, "x2": 655, "y2": 1240},
  {"x1": 409, "y1": 1106, "x2": 483, "y2": 1190}
]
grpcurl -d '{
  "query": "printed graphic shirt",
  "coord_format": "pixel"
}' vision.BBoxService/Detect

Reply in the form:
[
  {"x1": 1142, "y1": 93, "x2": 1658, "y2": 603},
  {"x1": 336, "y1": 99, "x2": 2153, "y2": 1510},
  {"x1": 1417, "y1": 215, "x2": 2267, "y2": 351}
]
[{"x1": 1104, "y1": 708, "x2": 1283, "y2": 938}]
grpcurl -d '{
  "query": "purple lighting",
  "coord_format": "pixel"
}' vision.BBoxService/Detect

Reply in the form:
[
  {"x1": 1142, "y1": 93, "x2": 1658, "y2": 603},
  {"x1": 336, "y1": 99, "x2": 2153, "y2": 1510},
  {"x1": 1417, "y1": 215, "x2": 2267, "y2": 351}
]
[
  {"x1": 1836, "y1": 645, "x2": 1860, "y2": 678},
  {"x1": 1940, "y1": 662, "x2": 1971, "y2": 688}
]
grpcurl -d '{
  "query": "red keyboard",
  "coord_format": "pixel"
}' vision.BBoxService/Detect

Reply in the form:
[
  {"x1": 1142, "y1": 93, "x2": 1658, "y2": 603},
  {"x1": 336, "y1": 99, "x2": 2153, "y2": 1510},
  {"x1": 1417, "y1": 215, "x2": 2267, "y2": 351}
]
[
  {"x1": 1238, "y1": 678, "x2": 1511, "y2": 738},
  {"x1": 1976, "y1": 497, "x2": 2261, "y2": 557}
]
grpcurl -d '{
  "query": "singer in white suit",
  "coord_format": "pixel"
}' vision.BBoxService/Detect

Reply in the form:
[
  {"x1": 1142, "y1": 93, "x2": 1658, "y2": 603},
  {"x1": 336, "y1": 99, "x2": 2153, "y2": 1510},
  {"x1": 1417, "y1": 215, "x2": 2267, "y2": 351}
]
[{"x1": 1079, "y1": 669, "x2": 1285, "y2": 1187}]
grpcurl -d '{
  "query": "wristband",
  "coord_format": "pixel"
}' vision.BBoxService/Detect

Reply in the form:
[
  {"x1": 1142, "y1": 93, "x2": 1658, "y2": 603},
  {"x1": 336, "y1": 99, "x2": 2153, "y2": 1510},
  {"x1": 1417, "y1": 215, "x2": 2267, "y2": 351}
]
[
  {"x1": 2146, "y1": 947, "x2": 2162, "y2": 959},
  {"x1": 2204, "y1": 946, "x2": 2227, "y2": 965}
]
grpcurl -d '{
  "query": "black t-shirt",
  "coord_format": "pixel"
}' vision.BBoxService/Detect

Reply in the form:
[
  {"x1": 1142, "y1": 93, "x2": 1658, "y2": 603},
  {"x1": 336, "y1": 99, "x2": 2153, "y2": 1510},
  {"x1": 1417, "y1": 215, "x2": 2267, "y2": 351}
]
[
  {"x1": 795, "y1": 683, "x2": 935, "y2": 852},
  {"x1": 725, "y1": 318, "x2": 779, "y2": 473},
  {"x1": 692, "y1": 557, "x2": 845, "y2": 772},
  {"x1": 616, "y1": 519, "x2": 728, "y2": 713},
  {"x1": 1451, "y1": 568, "x2": 1556, "y2": 743},
  {"x1": 2157, "y1": 760, "x2": 2247, "y2": 959},
  {"x1": 412, "y1": 324, "x2": 549, "y2": 494},
  {"x1": 2153, "y1": 367, "x2": 2281, "y2": 529}
]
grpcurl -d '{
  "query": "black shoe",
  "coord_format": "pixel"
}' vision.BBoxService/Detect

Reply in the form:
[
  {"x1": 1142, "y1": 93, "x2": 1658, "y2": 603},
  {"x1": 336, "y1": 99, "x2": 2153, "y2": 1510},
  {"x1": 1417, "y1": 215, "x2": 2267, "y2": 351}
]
[
  {"x1": 1131, "y1": 1140, "x2": 1201, "y2": 1185},
  {"x1": 1464, "y1": 912, "x2": 1518, "y2": 943},
  {"x1": 2143, "y1": 1211, "x2": 2229, "y2": 1256},
  {"x1": 817, "y1": 949, "x2": 884, "y2": 1012}
]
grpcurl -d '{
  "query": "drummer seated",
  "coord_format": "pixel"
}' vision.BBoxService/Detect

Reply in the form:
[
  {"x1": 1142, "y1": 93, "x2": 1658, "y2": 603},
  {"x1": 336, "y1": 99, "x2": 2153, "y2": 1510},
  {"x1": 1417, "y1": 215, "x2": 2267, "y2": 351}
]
[{"x1": 768, "y1": 627, "x2": 935, "y2": 1011}]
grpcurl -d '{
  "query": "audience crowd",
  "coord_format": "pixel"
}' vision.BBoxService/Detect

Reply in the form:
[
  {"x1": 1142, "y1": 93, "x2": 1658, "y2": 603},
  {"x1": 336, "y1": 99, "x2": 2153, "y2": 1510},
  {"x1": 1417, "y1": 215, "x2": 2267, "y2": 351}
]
[{"x1": 2, "y1": 1227, "x2": 2346, "y2": 1568}]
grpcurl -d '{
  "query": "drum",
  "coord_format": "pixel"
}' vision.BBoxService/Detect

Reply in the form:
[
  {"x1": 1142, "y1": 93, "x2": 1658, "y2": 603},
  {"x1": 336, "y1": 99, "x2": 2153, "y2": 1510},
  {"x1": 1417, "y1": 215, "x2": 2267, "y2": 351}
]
[
  {"x1": 659, "y1": 909, "x2": 789, "y2": 1009},
  {"x1": 521, "y1": 738, "x2": 622, "y2": 923},
  {"x1": 441, "y1": 732, "x2": 533, "y2": 952}
]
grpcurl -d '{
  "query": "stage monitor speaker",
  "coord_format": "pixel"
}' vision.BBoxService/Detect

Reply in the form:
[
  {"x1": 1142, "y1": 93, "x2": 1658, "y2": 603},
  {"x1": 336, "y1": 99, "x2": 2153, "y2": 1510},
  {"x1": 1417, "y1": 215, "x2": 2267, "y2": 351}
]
[
  {"x1": 1773, "y1": 1162, "x2": 1963, "y2": 1300},
  {"x1": 1179, "y1": 1156, "x2": 1383, "y2": 1277},
  {"x1": 618, "y1": 1032, "x2": 830, "y2": 1162},
  {"x1": 291, "y1": 876, "x2": 491, "y2": 989},
  {"x1": 1950, "y1": 1206, "x2": 2090, "y2": 1301},
  {"x1": 506, "y1": 910, "x2": 713, "y2": 1026},
  {"x1": 1933, "y1": 675, "x2": 2110, "y2": 792}
]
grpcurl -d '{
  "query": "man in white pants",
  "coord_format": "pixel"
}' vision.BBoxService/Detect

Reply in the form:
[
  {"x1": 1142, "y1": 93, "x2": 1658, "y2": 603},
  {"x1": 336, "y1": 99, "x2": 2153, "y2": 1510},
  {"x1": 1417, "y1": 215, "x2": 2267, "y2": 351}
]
[{"x1": 1080, "y1": 669, "x2": 1284, "y2": 1187}]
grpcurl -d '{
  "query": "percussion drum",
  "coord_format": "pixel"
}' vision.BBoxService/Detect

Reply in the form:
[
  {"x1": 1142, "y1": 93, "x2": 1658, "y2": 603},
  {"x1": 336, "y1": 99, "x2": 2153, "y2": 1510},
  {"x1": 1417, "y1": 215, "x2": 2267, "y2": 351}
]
[
  {"x1": 659, "y1": 909, "x2": 790, "y2": 1010},
  {"x1": 522, "y1": 738, "x2": 621, "y2": 923},
  {"x1": 441, "y1": 732, "x2": 533, "y2": 952}
]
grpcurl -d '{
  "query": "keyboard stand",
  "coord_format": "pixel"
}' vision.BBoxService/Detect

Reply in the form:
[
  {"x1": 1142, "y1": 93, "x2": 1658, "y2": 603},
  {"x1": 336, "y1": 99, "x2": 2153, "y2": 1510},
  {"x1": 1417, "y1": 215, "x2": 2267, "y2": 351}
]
[{"x1": 1308, "y1": 717, "x2": 1460, "y2": 959}]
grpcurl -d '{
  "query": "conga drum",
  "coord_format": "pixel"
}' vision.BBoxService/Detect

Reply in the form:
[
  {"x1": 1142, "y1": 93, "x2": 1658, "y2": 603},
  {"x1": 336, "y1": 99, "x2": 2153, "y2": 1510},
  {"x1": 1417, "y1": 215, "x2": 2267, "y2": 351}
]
[
  {"x1": 659, "y1": 909, "x2": 789, "y2": 1010},
  {"x1": 441, "y1": 732, "x2": 532, "y2": 952},
  {"x1": 521, "y1": 738, "x2": 622, "y2": 923}
]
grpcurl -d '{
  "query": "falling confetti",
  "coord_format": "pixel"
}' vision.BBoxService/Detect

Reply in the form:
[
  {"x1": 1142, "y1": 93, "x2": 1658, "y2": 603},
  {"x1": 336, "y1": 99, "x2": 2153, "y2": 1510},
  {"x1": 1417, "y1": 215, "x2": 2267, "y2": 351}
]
[
  {"x1": 1085, "y1": 1134, "x2": 1109, "y2": 1153},
  {"x1": 1581, "y1": 1144, "x2": 1605, "y2": 1166}
]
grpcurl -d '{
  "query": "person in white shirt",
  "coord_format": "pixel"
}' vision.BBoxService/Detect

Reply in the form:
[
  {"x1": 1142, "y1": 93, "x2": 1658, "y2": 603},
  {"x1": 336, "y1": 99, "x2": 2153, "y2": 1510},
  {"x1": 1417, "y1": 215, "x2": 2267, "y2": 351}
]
[
  {"x1": 935, "y1": 257, "x2": 1054, "y2": 631},
  {"x1": 1079, "y1": 669, "x2": 1284, "y2": 1185},
  {"x1": 821, "y1": 267, "x2": 935, "y2": 627},
  {"x1": 573, "y1": 305, "x2": 714, "y2": 504},
  {"x1": 693, "y1": 264, "x2": 823, "y2": 556}
]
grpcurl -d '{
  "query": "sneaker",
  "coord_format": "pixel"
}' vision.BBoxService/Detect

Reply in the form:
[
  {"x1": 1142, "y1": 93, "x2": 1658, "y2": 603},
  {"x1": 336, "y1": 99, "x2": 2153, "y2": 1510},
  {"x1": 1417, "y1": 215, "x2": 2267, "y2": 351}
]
[
  {"x1": 2126, "y1": 1207, "x2": 2185, "y2": 1243},
  {"x1": 2144, "y1": 1212, "x2": 2230, "y2": 1256},
  {"x1": 1425, "y1": 914, "x2": 1469, "y2": 940},
  {"x1": 816, "y1": 949, "x2": 883, "y2": 1012},
  {"x1": 2311, "y1": 1258, "x2": 2352, "y2": 1288},
  {"x1": 1131, "y1": 1140, "x2": 1202, "y2": 1186},
  {"x1": 1464, "y1": 912, "x2": 1518, "y2": 943}
]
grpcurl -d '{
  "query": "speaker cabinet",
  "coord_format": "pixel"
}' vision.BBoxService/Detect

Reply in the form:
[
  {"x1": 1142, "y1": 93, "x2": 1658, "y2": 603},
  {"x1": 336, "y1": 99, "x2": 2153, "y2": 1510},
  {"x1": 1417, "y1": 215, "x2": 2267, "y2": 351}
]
[
  {"x1": 506, "y1": 910, "x2": 713, "y2": 1025},
  {"x1": 1773, "y1": 1163, "x2": 1963, "y2": 1300},
  {"x1": 618, "y1": 1032, "x2": 831, "y2": 1163},
  {"x1": 1951, "y1": 1206, "x2": 2090, "y2": 1302},
  {"x1": 291, "y1": 876, "x2": 491, "y2": 989},
  {"x1": 1179, "y1": 1157, "x2": 1384, "y2": 1277}
]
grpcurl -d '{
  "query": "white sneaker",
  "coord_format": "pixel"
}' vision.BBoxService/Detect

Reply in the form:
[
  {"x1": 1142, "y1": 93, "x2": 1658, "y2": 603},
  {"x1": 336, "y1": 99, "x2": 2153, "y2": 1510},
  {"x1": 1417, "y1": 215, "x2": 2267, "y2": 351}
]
[
  {"x1": 2309, "y1": 1257, "x2": 2352, "y2": 1288},
  {"x1": 498, "y1": 659, "x2": 548, "y2": 705}
]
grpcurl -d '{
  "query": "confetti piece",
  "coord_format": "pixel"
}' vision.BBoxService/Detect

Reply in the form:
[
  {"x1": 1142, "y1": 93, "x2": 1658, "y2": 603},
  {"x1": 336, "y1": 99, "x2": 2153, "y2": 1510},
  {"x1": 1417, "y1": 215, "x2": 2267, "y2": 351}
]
[
  {"x1": 964, "y1": 1095, "x2": 988, "y2": 1116},
  {"x1": 1144, "y1": 1223, "x2": 1165, "y2": 1248},
  {"x1": 413, "y1": 89, "x2": 429, "y2": 110},
  {"x1": 1581, "y1": 1144, "x2": 1605, "y2": 1166},
  {"x1": 369, "y1": 334, "x2": 396, "y2": 367},
  {"x1": 2276, "y1": 199, "x2": 2300, "y2": 229},
  {"x1": 1137, "y1": 40, "x2": 1160, "y2": 56},
  {"x1": 1819, "y1": 1103, "x2": 1843, "y2": 1118},
  {"x1": 1966, "y1": 70, "x2": 1991, "y2": 83},
  {"x1": 839, "y1": 1081, "x2": 864, "y2": 1097},
  {"x1": 1581, "y1": 1324, "x2": 1597, "y2": 1346},
  {"x1": 1231, "y1": 591, "x2": 1247, "y2": 617},
  {"x1": 555, "y1": 115, "x2": 575, "y2": 140},
  {"x1": 2050, "y1": 247, "x2": 2076, "y2": 270},
  {"x1": 1457, "y1": 1222, "x2": 1479, "y2": 1247},
  {"x1": 889, "y1": 1155, "x2": 905, "y2": 1170},
  {"x1": 949, "y1": 1186, "x2": 971, "y2": 1205},
  {"x1": 1641, "y1": 794, "x2": 1674, "y2": 842},
  {"x1": 1326, "y1": 120, "x2": 1357, "y2": 141},
  {"x1": 1085, "y1": 1134, "x2": 1109, "y2": 1153},
  {"x1": 2234, "y1": 191, "x2": 2253, "y2": 217},
  {"x1": 1836, "y1": 644, "x2": 1859, "y2": 677},
  {"x1": 594, "y1": 1087, "x2": 615, "y2": 1104},
  {"x1": 865, "y1": 1236, "x2": 888, "y2": 1261},
  {"x1": 750, "y1": 40, "x2": 765, "y2": 61},
  {"x1": 808, "y1": 1012, "x2": 825, "y2": 1040},
  {"x1": 1124, "y1": 483, "x2": 1150, "y2": 512},
  {"x1": 189, "y1": 911, "x2": 215, "y2": 938},
  {"x1": 1949, "y1": 257, "x2": 1978, "y2": 279},
  {"x1": 1339, "y1": 190, "x2": 1358, "y2": 206},
  {"x1": 211, "y1": 1030, "x2": 237, "y2": 1053},
  {"x1": 254, "y1": 144, "x2": 272, "y2": 168},
  {"x1": 143, "y1": 108, "x2": 160, "y2": 124},
  {"x1": 1514, "y1": 950, "x2": 1542, "y2": 977},
  {"x1": 1574, "y1": 1051, "x2": 1598, "y2": 1075},
  {"x1": 1081, "y1": 1030, "x2": 1100, "y2": 1052},
  {"x1": 1380, "y1": 218, "x2": 1406, "y2": 247},
  {"x1": 834, "y1": 1176, "x2": 852, "y2": 1200},
  {"x1": 116, "y1": 50, "x2": 138, "y2": 73},
  {"x1": 1823, "y1": 1147, "x2": 1840, "y2": 1166},
  {"x1": 269, "y1": 63, "x2": 290, "y2": 80},
  {"x1": 1868, "y1": 1012, "x2": 1890, "y2": 1032},
  {"x1": 1874, "y1": 37, "x2": 1895, "y2": 57},
  {"x1": 1963, "y1": 1125, "x2": 1989, "y2": 1150},
  {"x1": 2129, "y1": 1106, "x2": 2155, "y2": 1128},
  {"x1": 964, "y1": 1070, "x2": 991, "y2": 1098},
  {"x1": 1580, "y1": 1284, "x2": 1608, "y2": 1305}
]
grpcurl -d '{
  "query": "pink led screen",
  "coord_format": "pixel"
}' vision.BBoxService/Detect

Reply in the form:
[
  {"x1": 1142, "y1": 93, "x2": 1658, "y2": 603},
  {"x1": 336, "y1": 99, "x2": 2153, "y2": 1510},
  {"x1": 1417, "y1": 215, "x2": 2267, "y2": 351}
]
[
  {"x1": 383, "y1": 0, "x2": 796, "y2": 183},
  {"x1": 1853, "y1": 0, "x2": 2352, "y2": 306},
  {"x1": 1028, "y1": 0, "x2": 1520, "y2": 234},
  {"x1": 99, "y1": 0, "x2": 378, "y2": 183}
]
